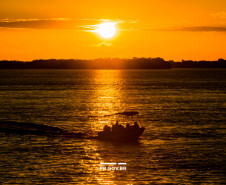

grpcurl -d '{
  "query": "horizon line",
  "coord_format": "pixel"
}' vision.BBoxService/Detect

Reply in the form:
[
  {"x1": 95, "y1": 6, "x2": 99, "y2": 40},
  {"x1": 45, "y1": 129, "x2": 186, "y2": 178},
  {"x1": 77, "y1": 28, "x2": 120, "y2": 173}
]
[{"x1": 0, "y1": 57, "x2": 225, "y2": 62}]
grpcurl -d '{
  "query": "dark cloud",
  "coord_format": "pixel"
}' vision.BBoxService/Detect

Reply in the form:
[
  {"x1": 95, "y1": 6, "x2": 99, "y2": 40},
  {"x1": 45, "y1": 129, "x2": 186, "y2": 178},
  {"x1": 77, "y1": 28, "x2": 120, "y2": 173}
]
[
  {"x1": 142, "y1": 26, "x2": 226, "y2": 32},
  {"x1": 0, "y1": 18, "x2": 78, "y2": 29},
  {"x1": 168, "y1": 26, "x2": 226, "y2": 32},
  {"x1": 2, "y1": 19, "x2": 224, "y2": 33},
  {"x1": 0, "y1": 18, "x2": 136, "y2": 31}
]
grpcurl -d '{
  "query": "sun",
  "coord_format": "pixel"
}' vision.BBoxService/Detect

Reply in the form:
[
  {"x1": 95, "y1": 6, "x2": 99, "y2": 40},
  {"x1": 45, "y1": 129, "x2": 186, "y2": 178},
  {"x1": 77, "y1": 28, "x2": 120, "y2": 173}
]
[{"x1": 95, "y1": 22, "x2": 116, "y2": 39}]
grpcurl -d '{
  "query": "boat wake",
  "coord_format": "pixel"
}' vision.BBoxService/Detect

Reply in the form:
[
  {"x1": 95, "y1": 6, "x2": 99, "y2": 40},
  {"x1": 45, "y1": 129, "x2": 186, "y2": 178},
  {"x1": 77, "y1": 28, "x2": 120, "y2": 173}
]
[{"x1": 0, "y1": 121, "x2": 87, "y2": 138}]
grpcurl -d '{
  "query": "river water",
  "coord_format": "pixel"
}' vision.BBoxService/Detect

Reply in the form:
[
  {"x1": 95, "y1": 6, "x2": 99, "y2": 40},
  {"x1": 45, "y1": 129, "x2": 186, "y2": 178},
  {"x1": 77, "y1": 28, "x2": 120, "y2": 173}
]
[{"x1": 0, "y1": 69, "x2": 225, "y2": 184}]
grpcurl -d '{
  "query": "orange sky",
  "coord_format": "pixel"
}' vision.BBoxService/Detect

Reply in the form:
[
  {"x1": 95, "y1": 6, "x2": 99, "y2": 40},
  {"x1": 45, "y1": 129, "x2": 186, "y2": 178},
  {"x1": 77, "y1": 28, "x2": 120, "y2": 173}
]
[{"x1": 0, "y1": 0, "x2": 226, "y2": 61}]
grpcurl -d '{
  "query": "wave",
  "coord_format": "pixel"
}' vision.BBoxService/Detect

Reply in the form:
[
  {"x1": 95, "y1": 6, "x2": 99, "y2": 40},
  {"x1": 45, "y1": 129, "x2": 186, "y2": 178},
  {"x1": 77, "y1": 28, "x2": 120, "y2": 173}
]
[{"x1": 0, "y1": 121, "x2": 86, "y2": 138}]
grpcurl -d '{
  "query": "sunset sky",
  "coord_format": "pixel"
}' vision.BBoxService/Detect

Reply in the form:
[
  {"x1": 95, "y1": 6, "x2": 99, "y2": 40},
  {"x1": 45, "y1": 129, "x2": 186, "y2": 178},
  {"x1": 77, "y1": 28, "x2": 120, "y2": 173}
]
[{"x1": 0, "y1": 0, "x2": 226, "y2": 61}]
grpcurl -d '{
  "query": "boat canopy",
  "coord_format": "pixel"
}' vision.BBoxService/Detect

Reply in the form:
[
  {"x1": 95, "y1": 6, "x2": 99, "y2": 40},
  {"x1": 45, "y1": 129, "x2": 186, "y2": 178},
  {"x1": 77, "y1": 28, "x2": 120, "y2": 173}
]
[
  {"x1": 93, "y1": 111, "x2": 139, "y2": 117},
  {"x1": 115, "y1": 111, "x2": 139, "y2": 116}
]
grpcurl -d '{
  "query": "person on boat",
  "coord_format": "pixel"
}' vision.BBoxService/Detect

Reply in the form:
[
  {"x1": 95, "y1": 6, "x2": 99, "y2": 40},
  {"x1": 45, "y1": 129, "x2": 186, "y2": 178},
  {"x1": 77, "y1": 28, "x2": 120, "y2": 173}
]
[
  {"x1": 126, "y1": 123, "x2": 131, "y2": 130},
  {"x1": 112, "y1": 121, "x2": 124, "y2": 132},
  {"x1": 103, "y1": 125, "x2": 111, "y2": 132},
  {"x1": 133, "y1": 122, "x2": 140, "y2": 129},
  {"x1": 116, "y1": 121, "x2": 119, "y2": 126}
]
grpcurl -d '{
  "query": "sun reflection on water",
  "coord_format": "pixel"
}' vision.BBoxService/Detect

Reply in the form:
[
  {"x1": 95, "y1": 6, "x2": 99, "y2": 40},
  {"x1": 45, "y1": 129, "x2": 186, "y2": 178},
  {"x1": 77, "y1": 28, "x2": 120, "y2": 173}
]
[
  {"x1": 81, "y1": 70, "x2": 132, "y2": 184},
  {"x1": 90, "y1": 70, "x2": 124, "y2": 132}
]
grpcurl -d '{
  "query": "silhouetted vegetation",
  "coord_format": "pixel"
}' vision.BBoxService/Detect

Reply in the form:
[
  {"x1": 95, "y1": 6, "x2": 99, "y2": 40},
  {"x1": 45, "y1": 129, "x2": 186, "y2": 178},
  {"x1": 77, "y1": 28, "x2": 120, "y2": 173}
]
[
  {"x1": 169, "y1": 58, "x2": 226, "y2": 68},
  {"x1": 0, "y1": 58, "x2": 225, "y2": 69},
  {"x1": 0, "y1": 58, "x2": 171, "y2": 69}
]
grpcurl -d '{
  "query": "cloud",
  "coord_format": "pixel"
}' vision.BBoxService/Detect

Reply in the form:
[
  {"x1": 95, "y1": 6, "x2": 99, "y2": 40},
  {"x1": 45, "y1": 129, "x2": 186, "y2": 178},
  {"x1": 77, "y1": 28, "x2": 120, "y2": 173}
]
[
  {"x1": 0, "y1": 18, "x2": 137, "y2": 31},
  {"x1": 1, "y1": 18, "x2": 224, "y2": 33},
  {"x1": 0, "y1": 18, "x2": 74, "y2": 29},
  {"x1": 164, "y1": 26, "x2": 226, "y2": 32},
  {"x1": 78, "y1": 19, "x2": 137, "y2": 32},
  {"x1": 140, "y1": 26, "x2": 226, "y2": 32},
  {"x1": 94, "y1": 42, "x2": 113, "y2": 47},
  {"x1": 211, "y1": 12, "x2": 226, "y2": 19}
]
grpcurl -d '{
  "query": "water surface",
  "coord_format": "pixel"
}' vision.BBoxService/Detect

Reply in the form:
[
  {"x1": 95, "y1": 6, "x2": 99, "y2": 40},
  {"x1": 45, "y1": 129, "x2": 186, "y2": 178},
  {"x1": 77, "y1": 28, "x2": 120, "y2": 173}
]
[{"x1": 0, "y1": 69, "x2": 225, "y2": 184}]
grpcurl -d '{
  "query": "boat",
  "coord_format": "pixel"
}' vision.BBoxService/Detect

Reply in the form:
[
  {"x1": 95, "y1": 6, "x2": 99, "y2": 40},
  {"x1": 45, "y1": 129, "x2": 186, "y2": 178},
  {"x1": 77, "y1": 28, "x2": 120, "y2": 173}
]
[{"x1": 96, "y1": 111, "x2": 145, "y2": 142}]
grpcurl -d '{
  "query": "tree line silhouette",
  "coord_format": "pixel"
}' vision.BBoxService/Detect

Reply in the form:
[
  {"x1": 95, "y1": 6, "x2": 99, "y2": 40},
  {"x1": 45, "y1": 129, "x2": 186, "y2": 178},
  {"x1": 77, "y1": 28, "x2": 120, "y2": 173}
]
[
  {"x1": 169, "y1": 58, "x2": 226, "y2": 68},
  {"x1": 0, "y1": 58, "x2": 225, "y2": 69}
]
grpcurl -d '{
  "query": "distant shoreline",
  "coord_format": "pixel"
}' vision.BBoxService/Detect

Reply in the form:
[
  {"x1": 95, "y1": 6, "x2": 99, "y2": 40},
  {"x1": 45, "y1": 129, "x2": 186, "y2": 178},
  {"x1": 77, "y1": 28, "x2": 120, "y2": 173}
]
[{"x1": 0, "y1": 58, "x2": 225, "y2": 69}]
